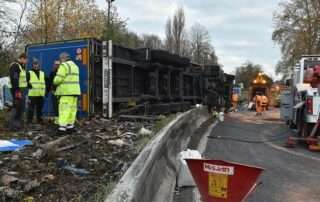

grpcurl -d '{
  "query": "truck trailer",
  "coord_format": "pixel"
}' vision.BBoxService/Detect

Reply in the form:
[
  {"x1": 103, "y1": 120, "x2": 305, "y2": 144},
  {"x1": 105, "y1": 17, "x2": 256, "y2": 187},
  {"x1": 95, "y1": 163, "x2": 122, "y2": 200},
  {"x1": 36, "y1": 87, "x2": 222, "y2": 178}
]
[{"x1": 26, "y1": 38, "x2": 234, "y2": 118}]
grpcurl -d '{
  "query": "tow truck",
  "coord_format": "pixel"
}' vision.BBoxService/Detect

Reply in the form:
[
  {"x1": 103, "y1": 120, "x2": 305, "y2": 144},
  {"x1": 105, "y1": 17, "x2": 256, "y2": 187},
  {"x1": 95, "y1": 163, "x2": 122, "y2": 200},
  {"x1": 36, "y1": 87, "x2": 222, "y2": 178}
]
[{"x1": 281, "y1": 55, "x2": 320, "y2": 150}]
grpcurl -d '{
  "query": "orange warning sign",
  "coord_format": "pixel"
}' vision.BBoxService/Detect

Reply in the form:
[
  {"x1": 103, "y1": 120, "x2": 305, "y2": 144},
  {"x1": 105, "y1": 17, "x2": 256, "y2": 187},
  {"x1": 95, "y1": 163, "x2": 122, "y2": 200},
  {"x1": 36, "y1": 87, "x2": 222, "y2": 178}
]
[{"x1": 186, "y1": 159, "x2": 264, "y2": 202}]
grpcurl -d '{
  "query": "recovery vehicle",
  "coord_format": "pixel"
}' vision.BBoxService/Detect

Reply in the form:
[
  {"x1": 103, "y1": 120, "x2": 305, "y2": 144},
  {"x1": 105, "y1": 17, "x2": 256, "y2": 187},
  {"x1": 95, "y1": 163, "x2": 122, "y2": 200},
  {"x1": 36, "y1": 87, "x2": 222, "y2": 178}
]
[{"x1": 281, "y1": 55, "x2": 320, "y2": 149}]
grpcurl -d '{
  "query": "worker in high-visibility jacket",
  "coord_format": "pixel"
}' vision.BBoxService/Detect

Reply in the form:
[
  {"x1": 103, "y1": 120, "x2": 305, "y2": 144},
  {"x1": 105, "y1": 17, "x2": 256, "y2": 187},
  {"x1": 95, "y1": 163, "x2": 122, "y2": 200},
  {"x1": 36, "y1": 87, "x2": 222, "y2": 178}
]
[
  {"x1": 261, "y1": 94, "x2": 268, "y2": 113},
  {"x1": 53, "y1": 52, "x2": 80, "y2": 133},
  {"x1": 48, "y1": 60, "x2": 60, "y2": 125},
  {"x1": 26, "y1": 59, "x2": 46, "y2": 124},
  {"x1": 254, "y1": 93, "x2": 262, "y2": 116},
  {"x1": 232, "y1": 93, "x2": 239, "y2": 112},
  {"x1": 8, "y1": 53, "x2": 28, "y2": 131}
]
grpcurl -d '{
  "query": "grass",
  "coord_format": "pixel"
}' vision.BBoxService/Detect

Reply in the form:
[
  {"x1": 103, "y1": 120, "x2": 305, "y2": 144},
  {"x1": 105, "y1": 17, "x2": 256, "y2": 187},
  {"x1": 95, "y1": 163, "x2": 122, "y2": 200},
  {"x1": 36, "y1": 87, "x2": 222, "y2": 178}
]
[
  {"x1": 135, "y1": 114, "x2": 177, "y2": 153},
  {"x1": 0, "y1": 109, "x2": 15, "y2": 138},
  {"x1": 100, "y1": 114, "x2": 177, "y2": 201},
  {"x1": 69, "y1": 181, "x2": 117, "y2": 202},
  {"x1": 153, "y1": 114, "x2": 177, "y2": 133}
]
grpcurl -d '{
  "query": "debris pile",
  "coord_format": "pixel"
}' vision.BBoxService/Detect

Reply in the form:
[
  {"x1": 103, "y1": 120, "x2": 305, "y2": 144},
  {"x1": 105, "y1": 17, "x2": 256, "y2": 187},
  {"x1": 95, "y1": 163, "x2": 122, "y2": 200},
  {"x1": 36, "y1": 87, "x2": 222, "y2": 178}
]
[{"x1": 0, "y1": 115, "x2": 158, "y2": 201}]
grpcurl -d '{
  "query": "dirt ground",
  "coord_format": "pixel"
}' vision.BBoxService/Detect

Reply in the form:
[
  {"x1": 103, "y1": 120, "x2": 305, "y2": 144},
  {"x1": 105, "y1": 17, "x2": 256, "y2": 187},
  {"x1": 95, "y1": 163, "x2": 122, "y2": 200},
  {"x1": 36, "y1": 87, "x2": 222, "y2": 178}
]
[{"x1": 0, "y1": 111, "x2": 165, "y2": 202}]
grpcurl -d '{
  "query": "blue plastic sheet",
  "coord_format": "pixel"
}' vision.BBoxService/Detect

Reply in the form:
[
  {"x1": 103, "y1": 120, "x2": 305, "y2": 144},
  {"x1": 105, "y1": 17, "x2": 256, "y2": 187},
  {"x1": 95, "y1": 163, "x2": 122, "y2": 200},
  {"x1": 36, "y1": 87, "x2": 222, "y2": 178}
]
[{"x1": 0, "y1": 140, "x2": 32, "y2": 152}]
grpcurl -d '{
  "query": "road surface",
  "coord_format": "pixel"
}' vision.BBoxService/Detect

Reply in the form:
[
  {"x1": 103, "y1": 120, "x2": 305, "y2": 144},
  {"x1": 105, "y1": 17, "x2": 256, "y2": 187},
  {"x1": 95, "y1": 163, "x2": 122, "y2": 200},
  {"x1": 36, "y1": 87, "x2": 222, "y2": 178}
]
[{"x1": 175, "y1": 109, "x2": 320, "y2": 202}]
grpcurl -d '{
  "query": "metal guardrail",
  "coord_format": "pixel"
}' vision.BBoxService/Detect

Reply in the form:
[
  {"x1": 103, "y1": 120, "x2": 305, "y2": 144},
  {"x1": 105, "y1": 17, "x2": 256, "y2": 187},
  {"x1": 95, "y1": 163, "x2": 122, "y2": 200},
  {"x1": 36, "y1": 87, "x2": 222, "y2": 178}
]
[{"x1": 105, "y1": 107, "x2": 209, "y2": 202}]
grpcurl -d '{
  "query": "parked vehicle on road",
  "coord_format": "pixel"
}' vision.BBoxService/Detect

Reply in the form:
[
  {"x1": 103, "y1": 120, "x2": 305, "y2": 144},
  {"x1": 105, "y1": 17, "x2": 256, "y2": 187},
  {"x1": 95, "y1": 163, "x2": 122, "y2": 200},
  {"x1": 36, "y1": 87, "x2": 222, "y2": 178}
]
[{"x1": 281, "y1": 55, "x2": 320, "y2": 137}]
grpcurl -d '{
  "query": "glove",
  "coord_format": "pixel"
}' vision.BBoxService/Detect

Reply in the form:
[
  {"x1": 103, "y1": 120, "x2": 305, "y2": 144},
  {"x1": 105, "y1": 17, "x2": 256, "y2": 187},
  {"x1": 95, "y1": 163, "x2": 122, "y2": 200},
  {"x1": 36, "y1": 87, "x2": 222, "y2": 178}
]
[{"x1": 15, "y1": 90, "x2": 22, "y2": 99}]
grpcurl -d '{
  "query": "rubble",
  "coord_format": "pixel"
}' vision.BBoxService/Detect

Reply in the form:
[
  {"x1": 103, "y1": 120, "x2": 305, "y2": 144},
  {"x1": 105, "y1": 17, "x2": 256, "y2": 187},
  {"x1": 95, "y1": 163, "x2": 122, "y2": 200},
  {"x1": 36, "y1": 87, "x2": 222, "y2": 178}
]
[
  {"x1": 0, "y1": 115, "x2": 160, "y2": 201},
  {"x1": 24, "y1": 180, "x2": 40, "y2": 192},
  {"x1": 1, "y1": 174, "x2": 19, "y2": 186},
  {"x1": 139, "y1": 127, "x2": 153, "y2": 136},
  {"x1": 41, "y1": 174, "x2": 55, "y2": 182},
  {"x1": 108, "y1": 139, "x2": 129, "y2": 147}
]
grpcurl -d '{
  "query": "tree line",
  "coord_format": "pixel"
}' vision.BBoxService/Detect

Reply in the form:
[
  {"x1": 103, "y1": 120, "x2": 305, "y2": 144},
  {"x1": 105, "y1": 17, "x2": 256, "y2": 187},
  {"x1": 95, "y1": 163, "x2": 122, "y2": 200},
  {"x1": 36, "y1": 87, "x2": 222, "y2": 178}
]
[
  {"x1": 0, "y1": 0, "x2": 218, "y2": 77},
  {"x1": 273, "y1": 0, "x2": 320, "y2": 78}
]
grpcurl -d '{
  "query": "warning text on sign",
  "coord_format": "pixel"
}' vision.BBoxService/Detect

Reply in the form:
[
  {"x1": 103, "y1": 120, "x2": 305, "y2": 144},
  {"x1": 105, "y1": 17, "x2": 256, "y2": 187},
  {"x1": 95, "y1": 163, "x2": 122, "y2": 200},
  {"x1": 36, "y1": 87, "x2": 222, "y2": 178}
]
[{"x1": 203, "y1": 163, "x2": 235, "y2": 175}]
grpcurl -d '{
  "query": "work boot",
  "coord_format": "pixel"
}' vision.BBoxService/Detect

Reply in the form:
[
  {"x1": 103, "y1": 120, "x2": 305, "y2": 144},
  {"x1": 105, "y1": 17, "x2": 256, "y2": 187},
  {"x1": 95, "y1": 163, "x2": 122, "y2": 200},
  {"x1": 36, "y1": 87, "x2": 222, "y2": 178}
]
[
  {"x1": 66, "y1": 125, "x2": 76, "y2": 134},
  {"x1": 57, "y1": 126, "x2": 68, "y2": 136}
]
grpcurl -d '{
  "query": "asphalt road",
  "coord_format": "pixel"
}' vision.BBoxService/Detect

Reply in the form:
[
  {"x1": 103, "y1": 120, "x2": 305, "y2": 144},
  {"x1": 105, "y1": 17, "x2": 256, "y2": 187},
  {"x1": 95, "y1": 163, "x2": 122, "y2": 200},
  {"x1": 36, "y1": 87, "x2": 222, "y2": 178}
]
[{"x1": 202, "y1": 110, "x2": 320, "y2": 202}]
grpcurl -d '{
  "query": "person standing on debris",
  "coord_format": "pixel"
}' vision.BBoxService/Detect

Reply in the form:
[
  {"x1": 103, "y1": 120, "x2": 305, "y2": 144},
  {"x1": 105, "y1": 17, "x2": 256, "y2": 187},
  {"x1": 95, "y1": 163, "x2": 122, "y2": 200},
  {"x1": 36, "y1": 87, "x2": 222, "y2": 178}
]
[
  {"x1": 8, "y1": 53, "x2": 28, "y2": 131},
  {"x1": 54, "y1": 53, "x2": 80, "y2": 134},
  {"x1": 48, "y1": 60, "x2": 60, "y2": 125},
  {"x1": 26, "y1": 59, "x2": 46, "y2": 124}
]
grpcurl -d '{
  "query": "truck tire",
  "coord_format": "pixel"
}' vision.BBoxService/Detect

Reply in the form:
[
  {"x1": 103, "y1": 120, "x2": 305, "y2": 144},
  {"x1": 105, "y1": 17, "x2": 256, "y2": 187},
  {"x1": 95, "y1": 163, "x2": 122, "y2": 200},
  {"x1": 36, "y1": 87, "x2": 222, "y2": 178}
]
[
  {"x1": 287, "y1": 120, "x2": 297, "y2": 129},
  {"x1": 297, "y1": 116, "x2": 313, "y2": 137}
]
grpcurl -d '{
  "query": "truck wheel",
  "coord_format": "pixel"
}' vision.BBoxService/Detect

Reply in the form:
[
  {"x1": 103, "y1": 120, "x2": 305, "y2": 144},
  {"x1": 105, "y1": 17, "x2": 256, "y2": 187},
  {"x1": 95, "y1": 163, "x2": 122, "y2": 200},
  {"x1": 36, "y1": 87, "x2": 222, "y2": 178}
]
[
  {"x1": 298, "y1": 121, "x2": 313, "y2": 137},
  {"x1": 287, "y1": 120, "x2": 296, "y2": 129}
]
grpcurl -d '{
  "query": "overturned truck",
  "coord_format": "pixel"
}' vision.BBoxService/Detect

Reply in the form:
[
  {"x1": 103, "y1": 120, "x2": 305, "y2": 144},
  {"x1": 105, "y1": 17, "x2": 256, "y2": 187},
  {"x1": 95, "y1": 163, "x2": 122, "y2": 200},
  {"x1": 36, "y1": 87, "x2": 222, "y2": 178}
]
[{"x1": 26, "y1": 38, "x2": 234, "y2": 116}]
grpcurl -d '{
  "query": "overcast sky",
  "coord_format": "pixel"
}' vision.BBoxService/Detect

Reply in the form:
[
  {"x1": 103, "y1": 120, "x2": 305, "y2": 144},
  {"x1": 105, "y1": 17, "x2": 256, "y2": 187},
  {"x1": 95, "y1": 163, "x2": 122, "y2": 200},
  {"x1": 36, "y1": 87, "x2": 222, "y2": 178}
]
[{"x1": 100, "y1": 0, "x2": 283, "y2": 77}]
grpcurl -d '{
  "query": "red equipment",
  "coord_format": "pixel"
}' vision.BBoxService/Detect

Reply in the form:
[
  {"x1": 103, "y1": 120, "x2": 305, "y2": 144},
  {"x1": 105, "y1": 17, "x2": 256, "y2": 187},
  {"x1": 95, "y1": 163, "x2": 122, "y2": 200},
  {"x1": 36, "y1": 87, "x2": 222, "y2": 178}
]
[
  {"x1": 186, "y1": 159, "x2": 264, "y2": 202},
  {"x1": 286, "y1": 114, "x2": 320, "y2": 151}
]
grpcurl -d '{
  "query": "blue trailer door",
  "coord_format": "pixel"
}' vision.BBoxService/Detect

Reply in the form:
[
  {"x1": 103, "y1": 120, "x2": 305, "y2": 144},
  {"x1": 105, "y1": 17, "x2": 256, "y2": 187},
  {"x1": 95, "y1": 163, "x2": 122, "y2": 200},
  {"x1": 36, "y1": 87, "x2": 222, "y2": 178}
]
[{"x1": 26, "y1": 39, "x2": 90, "y2": 117}]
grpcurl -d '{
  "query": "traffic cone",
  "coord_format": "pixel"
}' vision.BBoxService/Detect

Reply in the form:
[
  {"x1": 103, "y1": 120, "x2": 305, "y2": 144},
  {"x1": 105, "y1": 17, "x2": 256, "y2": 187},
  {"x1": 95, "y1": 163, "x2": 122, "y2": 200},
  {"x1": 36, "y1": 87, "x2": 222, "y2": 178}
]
[{"x1": 309, "y1": 144, "x2": 320, "y2": 152}]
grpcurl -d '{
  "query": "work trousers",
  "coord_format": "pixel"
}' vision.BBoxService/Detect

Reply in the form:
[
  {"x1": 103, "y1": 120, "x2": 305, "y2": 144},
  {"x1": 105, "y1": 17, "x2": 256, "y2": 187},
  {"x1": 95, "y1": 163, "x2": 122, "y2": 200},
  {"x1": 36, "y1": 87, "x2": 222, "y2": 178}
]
[
  {"x1": 58, "y1": 96, "x2": 78, "y2": 129},
  {"x1": 51, "y1": 93, "x2": 59, "y2": 124},
  {"x1": 27, "y1": 96, "x2": 44, "y2": 123},
  {"x1": 256, "y1": 102, "x2": 262, "y2": 113},
  {"x1": 232, "y1": 101, "x2": 238, "y2": 111},
  {"x1": 261, "y1": 103, "x2": 267, "y2": 113},
  {"x1": 9, "y1": 89, "x2": 26, "y2": 131}
]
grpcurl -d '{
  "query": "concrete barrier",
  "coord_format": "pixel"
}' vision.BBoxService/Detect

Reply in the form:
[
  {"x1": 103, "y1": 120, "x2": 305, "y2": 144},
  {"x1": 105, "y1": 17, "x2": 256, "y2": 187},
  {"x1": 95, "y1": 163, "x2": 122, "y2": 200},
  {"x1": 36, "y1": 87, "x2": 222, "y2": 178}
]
[{"x1": 105, "y1": 108, "x2": 209, "y2": 202}]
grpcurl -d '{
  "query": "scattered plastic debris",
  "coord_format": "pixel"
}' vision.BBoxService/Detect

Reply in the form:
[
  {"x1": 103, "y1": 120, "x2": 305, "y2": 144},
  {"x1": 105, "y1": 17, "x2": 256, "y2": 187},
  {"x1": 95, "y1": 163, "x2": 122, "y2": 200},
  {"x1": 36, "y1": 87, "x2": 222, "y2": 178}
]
[
  {"x1": 0, "y1": 140, "x2": 32, "y2": 152},
  {"x1": 139, "y1": 127, "x2": 153, "y2": 136},
  {"x1": 56, "y1": 159, "x2": 90, "y2": 177},
  {"x1": 0, "y1": 115, "x2": 158, "y2": 201},
  {"x1": 108, "y1": 139, "x2": 128, "y2": 147}
]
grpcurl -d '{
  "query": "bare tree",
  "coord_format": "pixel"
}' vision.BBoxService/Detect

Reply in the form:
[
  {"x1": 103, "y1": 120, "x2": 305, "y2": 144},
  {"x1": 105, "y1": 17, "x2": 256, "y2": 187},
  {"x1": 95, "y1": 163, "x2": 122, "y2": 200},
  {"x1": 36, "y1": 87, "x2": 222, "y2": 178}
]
[
  {"x1": 180, "y1": 37, "x2": 192, "y2": 58},
  {"x1": 190, "y1": 23, "x2": 212, "y2": 64},
  {"x1": 164, "y1": 18, "x2": 173, "y2": 53},
  {"x1": 0, "y1": 0, "x2": 18, "y2": 39},
  {"x1": 12, "y1": 0, "x2": 28, "y2": 48},
  {"x1": 172, "y1": 7, "x2": 186, "y2": 55},
  {"x1": 141, "y1": 34, "x2": 163, "y2": 49}
]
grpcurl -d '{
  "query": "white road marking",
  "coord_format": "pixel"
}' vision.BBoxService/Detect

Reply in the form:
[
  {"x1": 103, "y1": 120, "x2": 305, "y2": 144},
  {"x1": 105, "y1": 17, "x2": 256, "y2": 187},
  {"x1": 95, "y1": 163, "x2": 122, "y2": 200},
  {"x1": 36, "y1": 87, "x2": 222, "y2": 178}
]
[
  {"x1": 258, "y1": 119, "x2": 320, "y2": 162},
  {"x1": 263, "y1": 139, "x2": 320, "y2": 162}
]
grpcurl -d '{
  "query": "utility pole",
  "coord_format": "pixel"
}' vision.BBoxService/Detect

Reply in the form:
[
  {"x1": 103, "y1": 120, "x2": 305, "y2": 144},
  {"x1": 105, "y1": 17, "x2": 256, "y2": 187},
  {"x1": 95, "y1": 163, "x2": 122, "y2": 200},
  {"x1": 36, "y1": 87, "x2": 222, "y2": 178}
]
[
  {"x1": 107, "y1": 0, "x2": 115, "y2": 39},
  {"x1": 103, "y1": 0, "x2": 115, "y2": 118}
]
